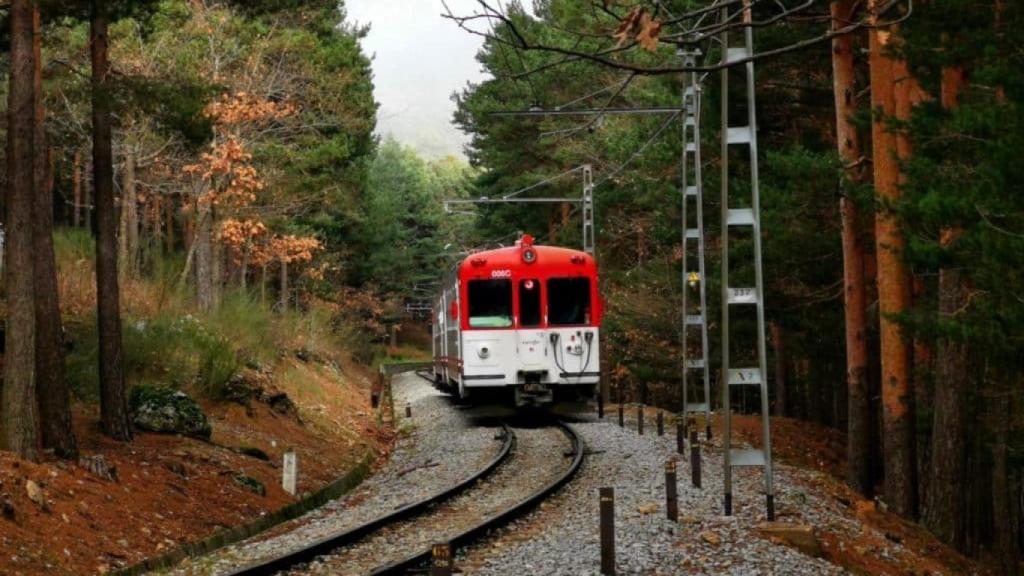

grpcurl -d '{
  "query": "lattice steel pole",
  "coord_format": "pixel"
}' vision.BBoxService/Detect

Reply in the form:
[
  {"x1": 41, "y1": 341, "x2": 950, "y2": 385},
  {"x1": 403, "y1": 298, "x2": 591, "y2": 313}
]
[
  {"x1": 720, "y1": 0, "x2": 775, "y2": 520},
  {"x1": 679, "y1": 48, "x2": 713, "y2": 442}
]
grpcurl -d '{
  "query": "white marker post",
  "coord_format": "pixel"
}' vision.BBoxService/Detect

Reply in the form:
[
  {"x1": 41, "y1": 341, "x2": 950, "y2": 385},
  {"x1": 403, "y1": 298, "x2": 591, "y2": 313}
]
[{"x1": 283, "y1": 450, "x2": 297, "y2": 496}]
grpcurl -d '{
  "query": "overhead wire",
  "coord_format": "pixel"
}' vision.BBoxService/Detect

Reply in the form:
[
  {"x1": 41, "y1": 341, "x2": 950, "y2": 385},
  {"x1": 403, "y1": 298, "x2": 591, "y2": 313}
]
[
  {"x1": 593, "y1": 110, "x2": 682, "y2": 188},
  {"x1": 445, "y1": 1, "x2": 721, "y2": 254},
  {"x1": 500, "y1": 165, "x2": 586, "y2": 199}
]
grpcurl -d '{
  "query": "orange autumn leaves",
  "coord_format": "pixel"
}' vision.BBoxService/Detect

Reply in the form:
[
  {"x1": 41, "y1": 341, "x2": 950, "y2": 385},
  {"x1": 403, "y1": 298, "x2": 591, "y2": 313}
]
[
  {"x1": 613, "y1": 6, "x2": 662, "y2": 52},
  {"x1": 217, "y1": 219, "x2": 322, "y2": 271},
  {"x1": 190, "y1": 92, "x2": 321, "y2": 270},
  {"x1": 206, "y1": 92, "x2": 297, "y2": 126},
  {"x1": 184, "y1": 137, "x2": 263, "y2": 207}
]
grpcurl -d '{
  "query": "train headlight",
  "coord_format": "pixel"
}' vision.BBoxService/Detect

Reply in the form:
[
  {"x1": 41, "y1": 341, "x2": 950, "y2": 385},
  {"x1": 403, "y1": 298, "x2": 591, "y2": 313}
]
[
  {"x1": 522, "y1": 248, "x2": 537, "y2": 264},
  {"x1": 477, "y1": 345, "x2": 490, "y2": 359}
]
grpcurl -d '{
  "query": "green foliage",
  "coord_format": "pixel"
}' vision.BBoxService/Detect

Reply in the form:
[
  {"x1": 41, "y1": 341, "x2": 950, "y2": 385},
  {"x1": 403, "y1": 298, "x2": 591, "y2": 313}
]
[
  {"x1": 52, "y1": 226, "x2": 96, "y2": 263},
  {"x1": 899, "y1": 0, "x2": 1024, "y2": 365},
  {"x1": 67, "y1": 314, "x2": 239, "y2": 401},
  {"x1": 351, "y1": 138, "x2": 477, "y2": 301},
  {"x1": 118, "y1": 76, "x2": 218, "y2": 146}
]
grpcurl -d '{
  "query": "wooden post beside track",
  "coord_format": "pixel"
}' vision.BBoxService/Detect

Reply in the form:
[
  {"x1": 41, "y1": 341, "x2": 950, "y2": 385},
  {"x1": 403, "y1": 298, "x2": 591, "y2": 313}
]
[
  {"x1": 690, "y1": 424, "x2": 702, "y2": 489},
  {"x1": 600, "y1": 487, "x2": 616, "y2": 575},
  {"x1": 665, "y1": 460, "x2": 679, "y2": 521},
  {"x1": 677, "y1": 419, "x2": 685, "y2": 454}
]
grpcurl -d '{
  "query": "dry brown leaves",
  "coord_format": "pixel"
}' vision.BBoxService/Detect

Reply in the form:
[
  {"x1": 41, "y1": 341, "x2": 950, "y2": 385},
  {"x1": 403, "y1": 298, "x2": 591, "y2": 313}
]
[{"x1": 613, "y1": 7, "x2": 662, "y2": 52}]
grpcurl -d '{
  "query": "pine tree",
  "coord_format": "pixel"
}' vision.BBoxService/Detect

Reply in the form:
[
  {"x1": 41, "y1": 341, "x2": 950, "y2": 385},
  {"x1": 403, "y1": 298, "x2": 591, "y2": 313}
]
[
  {"x1": 868, "y1": 1, "x2": 916, "y2": 518},
  {"x1": 91, "y1": 0, "x2": 132, "y2": 441},
  {"x1": 32, "y1": 3, "x2": 78, "y2": 459},
  {"x1": 3, "y1": 0, "x2": 41, "y2": 461},
  {"x1": 831, "y1": 0, "x2": 872, "y2": 496}
]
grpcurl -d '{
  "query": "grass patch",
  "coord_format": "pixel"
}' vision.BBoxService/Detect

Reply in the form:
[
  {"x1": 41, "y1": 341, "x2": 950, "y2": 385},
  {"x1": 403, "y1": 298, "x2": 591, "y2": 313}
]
[
  {"x1": 67, "y1": 314, "x2": 239, "y2": 400},
  {"x1": 54, "y1": 228, "x2": 356, "y2": 404}
]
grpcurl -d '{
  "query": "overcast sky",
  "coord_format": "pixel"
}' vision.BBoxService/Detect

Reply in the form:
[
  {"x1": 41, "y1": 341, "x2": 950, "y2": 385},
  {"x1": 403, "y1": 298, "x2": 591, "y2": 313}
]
[{"x1": 346, "y1": 0, "x2": 489, "y2": 159}]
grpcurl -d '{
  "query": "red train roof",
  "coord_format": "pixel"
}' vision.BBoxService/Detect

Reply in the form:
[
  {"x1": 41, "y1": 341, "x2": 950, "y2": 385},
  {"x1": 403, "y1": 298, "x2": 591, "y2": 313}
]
[{"x1": 457, "y1": 235, "x2": 598, "y2": 281}]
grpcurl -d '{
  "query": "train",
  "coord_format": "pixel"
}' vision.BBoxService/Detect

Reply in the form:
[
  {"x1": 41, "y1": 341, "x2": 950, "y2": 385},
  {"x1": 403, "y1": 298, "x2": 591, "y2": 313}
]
[{"x1": 432, "y1": 235, "x2": 602, "y2": 407}]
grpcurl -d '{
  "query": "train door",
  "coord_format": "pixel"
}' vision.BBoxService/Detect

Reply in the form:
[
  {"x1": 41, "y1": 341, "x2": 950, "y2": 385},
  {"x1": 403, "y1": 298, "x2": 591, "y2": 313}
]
[{"x1": 517, "y1": 278, "x2": 546, "y2": 368}]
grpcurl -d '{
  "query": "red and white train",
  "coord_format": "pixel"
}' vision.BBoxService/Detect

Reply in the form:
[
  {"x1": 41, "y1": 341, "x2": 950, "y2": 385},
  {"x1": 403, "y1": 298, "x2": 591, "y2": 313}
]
[{"x1": 432, "y1": 235, "x2": 602, "y2": 407}]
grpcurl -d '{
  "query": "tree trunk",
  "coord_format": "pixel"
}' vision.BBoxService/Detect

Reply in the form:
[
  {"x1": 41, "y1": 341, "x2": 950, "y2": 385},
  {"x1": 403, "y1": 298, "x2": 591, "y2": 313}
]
[
  {"x1": 211, "y1": 225, "x2": 223, "y2": 308},
  {"x1": 3, "y1": 0, "x2": 40, "y2": 460},
  {"x1": 912, "y1": 274, "x2": 932, "y2": 518},
  {"x1": 240, "y1": 243, "x2": 249, "y2": 290},
  {"x1": 148, "y1": 193, "x2": 161, "y2": 267},
  {"x1": 118, "y1": 162, "x2": 128, "y2": 275},
  {"x1": 925, "y1": 64, "x2": 969, "y2": 550},
  {"x1": 278, "y1": 258, "x2": 289, "y2": 311},
  {"x1": 894, "y1": 40, "x2": 927, "y2": 519},
  {"x1": 73, "y1": 149, "x2": 82, "y2": 227},
  {"x1": 184, "y1": 204, "x2": 194, "y2": 252},
  {"x1": 33, "y1": 5, "x2": 78, "y2": 459},
  {"x1": 869, "y1": 6, "x2": 915, "y2": 518},
  {"x1": 122, "y1": 150, "x2": 138, "y2": 277},
  {"x1": 91, "y1": 4, "x2": 132, "y2": 441},
  {"x1": 84, "y1": 157, "x2": 93, "y2": 233},
  {"x1": 165, "y1": 194, "x2": 175, "y2": 253},
  {"x1": 990, "y1": 381, "x2": 1022, "y2": 575},
  {"x1": 832, "y1": 0, "x2": 872, "y2": 496},
  {"x1": 770, "y1": 321, "x2": 787, "y2": 417},
  {"x1": 194, "y1": 206, "x2": 214, "y2": 311}
]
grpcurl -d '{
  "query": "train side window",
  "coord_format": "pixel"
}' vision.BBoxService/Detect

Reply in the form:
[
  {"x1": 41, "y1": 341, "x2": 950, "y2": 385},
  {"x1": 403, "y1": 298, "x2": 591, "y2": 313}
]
[
  {"x1": 468, "y1": 280, "x2": 513, "y2": 328},
  {"x1": 547, "y1": 277, "x2": 591, "y2": 326},
  {"x1": 518, "y1": 279, "x2": 541, "y2": 327}
]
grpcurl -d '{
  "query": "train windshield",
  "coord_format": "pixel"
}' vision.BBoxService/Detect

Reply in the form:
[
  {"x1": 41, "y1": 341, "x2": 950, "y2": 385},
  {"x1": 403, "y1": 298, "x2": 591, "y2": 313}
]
[
  {"x1": 468, "y1": 279, "x2": 513, "y2": 328},
  {"x1": 548, "y1": 277, "x2": 591, "y2": 326},
  {"x1": 519, "y1": 279, "x2": 542, "y2": 327}
]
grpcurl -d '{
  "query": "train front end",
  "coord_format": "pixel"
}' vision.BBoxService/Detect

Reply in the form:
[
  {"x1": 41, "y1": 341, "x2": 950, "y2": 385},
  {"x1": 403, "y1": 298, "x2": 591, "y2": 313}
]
[{"x1": 433, "y1": 235, "x2": 602, "y2": 407}]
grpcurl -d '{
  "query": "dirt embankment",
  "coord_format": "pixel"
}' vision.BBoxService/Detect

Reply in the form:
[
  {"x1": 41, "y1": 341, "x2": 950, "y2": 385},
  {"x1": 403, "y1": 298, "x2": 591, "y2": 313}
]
[
  {"x1": 0, "y1": 356, "x2": 391, "y2": 576},
  {"x1": 724, "y1": 414, "x2": 989, "y2": 576}
]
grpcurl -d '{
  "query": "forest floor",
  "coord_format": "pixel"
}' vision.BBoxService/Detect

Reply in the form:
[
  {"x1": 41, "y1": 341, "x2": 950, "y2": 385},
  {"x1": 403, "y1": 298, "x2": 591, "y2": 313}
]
[
  {"x1": 0, "y1": 355, "x2": 392, "y2": 576},
  {"x1": 721, "y1": 412, "x2": 987, "y2": 575}
]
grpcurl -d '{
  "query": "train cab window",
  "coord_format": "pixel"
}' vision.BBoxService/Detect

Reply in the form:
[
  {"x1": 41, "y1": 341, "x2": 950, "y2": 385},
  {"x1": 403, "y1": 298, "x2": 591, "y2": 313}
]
[
  {"x1": 518, "y1": 279, "x2": 542, "y2": 327},
  {"x1": 468, "y1": 280, "x2": 513, "y2": 328},
  {"x1": 547, "y1": 277, "x2": 591, "y2": 326}
]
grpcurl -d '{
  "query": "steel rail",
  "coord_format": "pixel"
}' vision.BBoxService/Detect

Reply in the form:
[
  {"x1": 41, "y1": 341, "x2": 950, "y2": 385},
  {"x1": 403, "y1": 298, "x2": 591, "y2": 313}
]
[
  {"x1": 367, "y1": 420, "x2": 585, "y2": 575},
  {"x1": 224, "y1": 423, "x2": 515, "y2": 576}
]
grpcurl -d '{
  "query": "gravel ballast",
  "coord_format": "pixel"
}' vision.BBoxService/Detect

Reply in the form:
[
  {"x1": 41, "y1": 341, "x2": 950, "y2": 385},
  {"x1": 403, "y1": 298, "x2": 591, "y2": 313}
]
[
  {"x1": 454, "y1": 410, "x2": 858, "y2": 575},
  {"x1": 290, "y1": 424, "x2": 574, "y2": 575},
  {"x1": 169, "y1": 373, "x2": 504, "y2": 575},
  {"x1": 170, "y1": 376, "x2": 923, "y2": 576}
]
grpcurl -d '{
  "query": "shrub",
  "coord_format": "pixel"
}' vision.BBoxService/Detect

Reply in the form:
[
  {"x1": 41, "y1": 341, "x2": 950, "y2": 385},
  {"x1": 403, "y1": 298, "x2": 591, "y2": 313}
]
[{"x1": 67, "y1": 314, "x2": 240, "y2": 400}]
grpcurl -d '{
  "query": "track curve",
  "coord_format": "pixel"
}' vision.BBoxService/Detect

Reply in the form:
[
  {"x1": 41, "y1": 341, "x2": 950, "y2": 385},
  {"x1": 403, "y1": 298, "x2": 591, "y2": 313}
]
[
  {"x1": 225, "y1": 423, "x2": 514, "y2": 576},
  {"x1": 366, "y1": 420, "x2": 584, "y2": 575}
]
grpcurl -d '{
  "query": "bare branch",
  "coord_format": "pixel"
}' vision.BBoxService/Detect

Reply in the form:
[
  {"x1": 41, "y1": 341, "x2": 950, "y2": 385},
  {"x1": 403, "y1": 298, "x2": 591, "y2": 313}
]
[{"x1": 442, "y1": 0, "x2": 912, "y2": 76}]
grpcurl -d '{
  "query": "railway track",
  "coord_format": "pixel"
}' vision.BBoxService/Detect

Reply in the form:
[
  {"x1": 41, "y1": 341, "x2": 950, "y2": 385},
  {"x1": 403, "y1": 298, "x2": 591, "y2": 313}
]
[
  {"x1": 223, "y1": 422, "x2": 513, "y2": 576},
  {"x1": 367, "y1": 421, "x2": 583, "y2": 576},
  {"x1": 225, "y1": 420, "x2": 582, "y2": 576}
]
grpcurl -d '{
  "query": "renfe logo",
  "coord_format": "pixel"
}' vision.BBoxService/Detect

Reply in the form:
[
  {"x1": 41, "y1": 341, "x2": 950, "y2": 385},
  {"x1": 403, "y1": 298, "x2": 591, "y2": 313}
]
[{"x1": 491, "y1": 269, "x2": 512, "y2": 278}]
